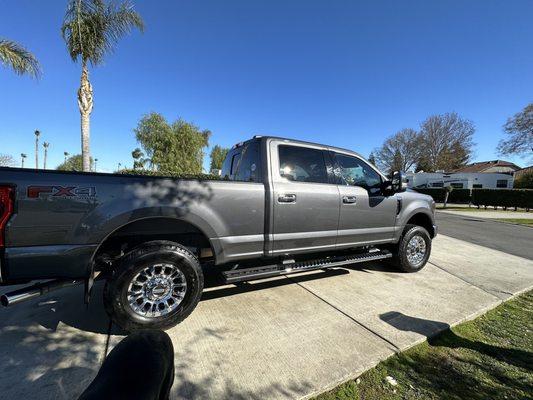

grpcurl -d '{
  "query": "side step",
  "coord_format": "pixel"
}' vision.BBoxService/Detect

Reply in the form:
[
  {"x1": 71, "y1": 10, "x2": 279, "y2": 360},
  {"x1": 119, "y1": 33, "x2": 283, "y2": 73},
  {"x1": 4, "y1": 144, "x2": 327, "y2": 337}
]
[{"x1": 222, "y1": 249, "x2": 392, "y2": 284}]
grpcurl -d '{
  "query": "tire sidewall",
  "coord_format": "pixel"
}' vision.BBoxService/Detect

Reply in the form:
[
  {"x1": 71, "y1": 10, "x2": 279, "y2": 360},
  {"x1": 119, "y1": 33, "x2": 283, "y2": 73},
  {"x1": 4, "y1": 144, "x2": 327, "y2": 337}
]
[
  {"x1": 104, "y1": 243, "x2": 203, "y2": 331},
  {"x1": 398, "y1": 225, "x2": 431, "y2": 272}
]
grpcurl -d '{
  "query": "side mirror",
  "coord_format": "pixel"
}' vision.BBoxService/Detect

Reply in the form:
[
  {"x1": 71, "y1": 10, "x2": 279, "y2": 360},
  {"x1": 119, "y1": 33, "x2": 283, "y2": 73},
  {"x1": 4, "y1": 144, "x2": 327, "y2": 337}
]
[{"x1": 390, "y1": 171, "x2": 407, "y2": 193}]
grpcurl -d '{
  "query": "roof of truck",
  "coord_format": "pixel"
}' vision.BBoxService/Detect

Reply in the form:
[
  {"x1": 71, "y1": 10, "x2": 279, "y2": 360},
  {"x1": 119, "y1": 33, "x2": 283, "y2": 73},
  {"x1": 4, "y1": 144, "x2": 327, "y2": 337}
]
[{"x1": 250, "y1": 135, "x2": 365, "y2": 160}]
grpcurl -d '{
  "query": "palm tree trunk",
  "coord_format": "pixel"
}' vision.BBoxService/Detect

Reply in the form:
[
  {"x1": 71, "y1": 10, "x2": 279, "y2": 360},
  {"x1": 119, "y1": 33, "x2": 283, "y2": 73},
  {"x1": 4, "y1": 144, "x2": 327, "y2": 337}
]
[
  {"x1": 78, "y1": 60, "x2": 93, "y2": 172},
  {"x1": 35, "y1": 137, "x2": 38, "y2": 168}
]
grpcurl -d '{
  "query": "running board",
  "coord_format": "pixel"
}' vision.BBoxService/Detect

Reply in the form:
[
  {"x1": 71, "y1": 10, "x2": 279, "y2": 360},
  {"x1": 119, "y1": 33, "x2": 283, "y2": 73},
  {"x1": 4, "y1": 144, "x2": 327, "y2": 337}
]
[{"x1": 222, "y1": 249, "x2": 392, "y2": 284}]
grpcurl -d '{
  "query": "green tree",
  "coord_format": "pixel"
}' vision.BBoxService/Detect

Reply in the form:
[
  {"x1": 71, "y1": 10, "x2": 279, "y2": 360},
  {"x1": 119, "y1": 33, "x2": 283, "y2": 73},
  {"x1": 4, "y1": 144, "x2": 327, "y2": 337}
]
[
  {"x1": 134, "y1": 113, "x2": 211, "y2": 174},
  {"x1": 498, "y1": 103, "x2": 533, "y2": 161},
  {"x1": 61, "y1": 0, "x2": 144, "y2": 172},
  {"x1": 514, "y1": 171, "x2": 533, "y2": 189},
  {"x1": 57, "y1": 154, "x2": 93, "y2": 171},
  {"x1": 209, "y1": 145, "x2": 229, "y2": 171},
  {"x1": 0, "y1": 39, "x2": 40, "y2": 77},
  {"x1": 131, "y1": 147, "x2": 146, "y2": 170}
]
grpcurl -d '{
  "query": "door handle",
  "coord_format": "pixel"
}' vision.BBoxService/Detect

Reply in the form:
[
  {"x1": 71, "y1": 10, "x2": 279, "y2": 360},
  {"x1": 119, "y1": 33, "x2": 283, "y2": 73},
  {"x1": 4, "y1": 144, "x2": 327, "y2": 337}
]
[
  {"x1": 342, "y1": 195, "x2": 357, "y2": 204},
  {"x1": 278, "y1": 193, "x2": 297, "y2": 203}
]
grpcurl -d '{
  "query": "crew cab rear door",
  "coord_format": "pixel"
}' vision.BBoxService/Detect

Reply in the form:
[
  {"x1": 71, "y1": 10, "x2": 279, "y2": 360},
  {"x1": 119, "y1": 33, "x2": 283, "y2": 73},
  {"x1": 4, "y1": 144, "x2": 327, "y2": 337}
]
[
  {"x1": 331, "y1": 151, "x2": 397, "y2": 248},
  {"x1": 269, "y1": 140, "x2": 340, "y2": 255}
]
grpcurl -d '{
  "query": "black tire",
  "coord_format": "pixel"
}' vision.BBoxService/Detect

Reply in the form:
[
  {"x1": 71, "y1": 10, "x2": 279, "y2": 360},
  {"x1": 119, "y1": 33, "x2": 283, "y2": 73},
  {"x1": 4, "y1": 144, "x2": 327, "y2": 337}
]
[
  {"x1": 103, "y1": 240, "x2": 203, "y2": 332},
  {"x1": 390, "y1": 224, "x2": 431, "y2": 272}
]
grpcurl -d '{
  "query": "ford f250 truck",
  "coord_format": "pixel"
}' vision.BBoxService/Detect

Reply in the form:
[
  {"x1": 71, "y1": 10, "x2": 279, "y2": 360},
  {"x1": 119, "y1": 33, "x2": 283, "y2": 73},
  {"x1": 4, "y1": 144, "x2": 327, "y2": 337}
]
[{"x1": 0, "y1": 136, "x2": 436, "y2": 331}]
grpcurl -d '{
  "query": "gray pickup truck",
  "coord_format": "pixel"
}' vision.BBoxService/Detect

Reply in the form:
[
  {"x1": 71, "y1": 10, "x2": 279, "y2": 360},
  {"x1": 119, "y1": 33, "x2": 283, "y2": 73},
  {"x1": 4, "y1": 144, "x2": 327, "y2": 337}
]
[{"x1": 0, "y1": 136, "x2": 436, "y2": 330}]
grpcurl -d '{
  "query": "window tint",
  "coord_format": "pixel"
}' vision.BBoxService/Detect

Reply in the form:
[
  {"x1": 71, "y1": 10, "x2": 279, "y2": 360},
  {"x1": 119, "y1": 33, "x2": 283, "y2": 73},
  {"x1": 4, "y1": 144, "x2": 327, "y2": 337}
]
[
  {"x1": 221, "y1": 149, "x2": 239, "y2": 179},
  {"x1": 278, "y1": 145, "x2": 328, "y2": 184},
  {"x1": 235, "y1": 141, "x2": 262, "y2": 182},
  {"x1": 335, "y1": 154, "x2": 382, "y2": 194}
]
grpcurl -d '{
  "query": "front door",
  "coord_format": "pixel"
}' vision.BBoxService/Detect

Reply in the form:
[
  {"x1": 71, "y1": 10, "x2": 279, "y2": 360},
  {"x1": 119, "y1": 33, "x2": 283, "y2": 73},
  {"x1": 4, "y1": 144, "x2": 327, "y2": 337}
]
[
  {"x1": 270, "y1": 141, "x2": 340, "y2": 255},
  {"x1": 332, "y1": 152, "x2": 397, "y2": 248}
]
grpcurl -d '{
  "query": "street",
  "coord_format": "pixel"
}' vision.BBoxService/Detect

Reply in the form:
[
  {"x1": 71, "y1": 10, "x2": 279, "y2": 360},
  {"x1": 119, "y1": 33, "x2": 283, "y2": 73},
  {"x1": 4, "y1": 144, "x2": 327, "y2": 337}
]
[{"x1": 435, "y1": 211, "x2": 533, "y2": 260}]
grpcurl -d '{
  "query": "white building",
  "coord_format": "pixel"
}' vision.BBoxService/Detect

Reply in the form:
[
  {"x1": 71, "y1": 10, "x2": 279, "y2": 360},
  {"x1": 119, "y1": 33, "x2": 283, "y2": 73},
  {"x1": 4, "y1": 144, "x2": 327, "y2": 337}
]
[{"x1": 406, "y1": 172, "x2": 514, "y2": 190}]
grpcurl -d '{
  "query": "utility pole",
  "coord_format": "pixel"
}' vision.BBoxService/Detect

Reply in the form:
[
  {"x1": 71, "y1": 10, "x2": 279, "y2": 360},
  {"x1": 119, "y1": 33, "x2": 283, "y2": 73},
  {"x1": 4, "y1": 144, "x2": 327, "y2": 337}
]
[
  {"x1": 43, "y1": 142, "x2": 50, "y2": 169},
  {"x1": 34, "y1": 130, "x2": 40, "y2": 168},
  {"x1": 21, "y1": 153, "x2": 27, "y2": 168}
]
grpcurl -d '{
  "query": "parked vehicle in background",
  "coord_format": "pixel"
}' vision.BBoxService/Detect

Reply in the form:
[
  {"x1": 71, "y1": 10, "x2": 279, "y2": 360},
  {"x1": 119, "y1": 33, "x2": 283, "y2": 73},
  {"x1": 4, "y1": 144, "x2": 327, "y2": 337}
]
[{"x1": 0, "y1": 136, "x2": 437, "y2": 331}]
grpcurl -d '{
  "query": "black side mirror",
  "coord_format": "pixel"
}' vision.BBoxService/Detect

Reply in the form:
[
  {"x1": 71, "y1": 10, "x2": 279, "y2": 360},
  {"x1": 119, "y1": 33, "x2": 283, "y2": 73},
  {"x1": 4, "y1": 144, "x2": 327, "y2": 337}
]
[{"x1": 390, "y1": 171, "x2": 407, "y2": 193}]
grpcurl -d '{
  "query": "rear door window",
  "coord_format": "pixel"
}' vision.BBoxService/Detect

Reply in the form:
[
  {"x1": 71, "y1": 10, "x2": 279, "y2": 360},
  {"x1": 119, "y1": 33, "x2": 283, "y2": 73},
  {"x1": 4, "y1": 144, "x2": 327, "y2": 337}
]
[
  {"x1": 235, "y1": 141, "x2": 262, "y2": 182},
  {"x1": 278, "y1": 145, "x2": 328, "y2": 184}
]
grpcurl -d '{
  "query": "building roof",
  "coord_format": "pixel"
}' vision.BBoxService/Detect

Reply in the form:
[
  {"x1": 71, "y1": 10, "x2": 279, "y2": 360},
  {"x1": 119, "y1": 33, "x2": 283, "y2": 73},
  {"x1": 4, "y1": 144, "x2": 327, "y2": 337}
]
[{"x1": 453, "y1": 160, "x2": 521, "y2": 173}]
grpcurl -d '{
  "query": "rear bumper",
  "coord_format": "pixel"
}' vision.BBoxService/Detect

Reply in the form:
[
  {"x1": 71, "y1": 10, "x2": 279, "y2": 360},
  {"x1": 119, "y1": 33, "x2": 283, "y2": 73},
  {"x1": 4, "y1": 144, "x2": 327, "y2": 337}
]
[{"x1": 1, "y1": 244, "x2": 97, "y2": 283}]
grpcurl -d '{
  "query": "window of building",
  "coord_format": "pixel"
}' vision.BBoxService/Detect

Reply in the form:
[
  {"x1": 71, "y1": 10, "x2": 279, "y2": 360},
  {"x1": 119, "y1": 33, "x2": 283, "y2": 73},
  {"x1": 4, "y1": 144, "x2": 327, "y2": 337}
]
[
  {"x1": 334, "y1": 153, "x2": 382, "y2": 194},
  {"x1": 496, "y1": 180, "x2": 508, "y2": 188},
  {"x1": 473, "y1": 184, "x2": 483, "y2": 189},
  {"x1": 450, "y1": 183, "x2": 464, "y2": 189},
  {"x1": 278, "y1": 145, "x2": 328, "y2": 184},
  {"x1": 431, "y1": 182, "x2": 444, "y2": 188}
]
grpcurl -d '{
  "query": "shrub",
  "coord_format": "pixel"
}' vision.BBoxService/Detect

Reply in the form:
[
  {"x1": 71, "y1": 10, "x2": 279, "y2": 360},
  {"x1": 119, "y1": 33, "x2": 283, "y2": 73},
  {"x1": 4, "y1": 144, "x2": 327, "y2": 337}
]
[
  {"x1": 117, "y1": 168, "x2": 224, "y2": 180},
  {"x1": 514, "y1": 171, "x2": 533, "y2": 189}
]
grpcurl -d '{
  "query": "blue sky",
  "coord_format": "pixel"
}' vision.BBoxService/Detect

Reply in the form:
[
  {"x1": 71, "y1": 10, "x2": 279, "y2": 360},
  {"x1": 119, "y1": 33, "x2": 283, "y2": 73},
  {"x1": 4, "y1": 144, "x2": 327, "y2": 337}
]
[{"x1": 1, "y1": 0, "x2": 532, "y2": 172}]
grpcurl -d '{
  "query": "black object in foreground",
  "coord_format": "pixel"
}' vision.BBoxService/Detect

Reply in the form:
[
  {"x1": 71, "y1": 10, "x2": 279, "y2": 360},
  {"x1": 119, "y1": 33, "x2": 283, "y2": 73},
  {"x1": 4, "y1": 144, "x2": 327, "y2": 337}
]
[{"x1": 79, "y1": 330, "x2": 174, "y2": 400}]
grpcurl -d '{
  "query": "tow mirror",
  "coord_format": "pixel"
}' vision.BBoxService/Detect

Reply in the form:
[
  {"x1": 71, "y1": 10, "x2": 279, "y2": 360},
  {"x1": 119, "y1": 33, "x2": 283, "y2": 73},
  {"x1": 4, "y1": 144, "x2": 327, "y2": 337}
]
[{"x1": 390, "y1": 171, "x2": 407, "y2": 193}]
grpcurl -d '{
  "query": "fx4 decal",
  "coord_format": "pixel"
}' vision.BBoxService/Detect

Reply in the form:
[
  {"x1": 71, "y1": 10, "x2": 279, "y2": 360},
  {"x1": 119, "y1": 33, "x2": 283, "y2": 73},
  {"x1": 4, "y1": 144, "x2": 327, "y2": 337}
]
[{"x1": 27, "y1": 186, "x2": 97, "y2": 199}]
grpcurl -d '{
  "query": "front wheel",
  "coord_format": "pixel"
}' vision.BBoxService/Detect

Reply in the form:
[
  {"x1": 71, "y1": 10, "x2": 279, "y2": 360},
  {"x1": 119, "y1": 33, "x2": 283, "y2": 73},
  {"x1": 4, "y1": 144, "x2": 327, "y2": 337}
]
[
  {"x1": 390, "y1": 225, "x2": 431, "y2": 272},
  {"x1": 103, "y1": 241, "x2": 203, "y2": 332}
]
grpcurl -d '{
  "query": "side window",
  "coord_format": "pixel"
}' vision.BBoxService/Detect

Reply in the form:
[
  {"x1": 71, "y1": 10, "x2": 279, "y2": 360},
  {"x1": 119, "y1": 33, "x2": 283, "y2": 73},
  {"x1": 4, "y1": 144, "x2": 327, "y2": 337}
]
[
  {"x1": 221, "y1": 150, "x2": 240, "y2": 179},
  {"x1": 335, "y1": 153, "x2": 382, "y2": 194},
  {"x1": 278, "y1": 145, "x2": 328, "y2": 184},
  {"x1": 235, "y1": 141, "x2": 262, "y2": 182}
]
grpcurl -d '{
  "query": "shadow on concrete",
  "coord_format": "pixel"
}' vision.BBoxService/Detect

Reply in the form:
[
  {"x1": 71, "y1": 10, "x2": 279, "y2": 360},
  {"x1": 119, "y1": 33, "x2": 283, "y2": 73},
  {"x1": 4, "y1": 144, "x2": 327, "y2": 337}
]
[{"x1": 379, "y1": 311, "x2": 533, "y2": 370}]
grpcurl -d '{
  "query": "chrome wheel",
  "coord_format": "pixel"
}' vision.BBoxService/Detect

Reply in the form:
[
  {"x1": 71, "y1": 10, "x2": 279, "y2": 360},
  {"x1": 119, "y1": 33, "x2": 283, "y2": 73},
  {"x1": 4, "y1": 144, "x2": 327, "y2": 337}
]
[
  {"x1": 406, "y1": 235, "x2": 427, "y2": 266},
  {"x1": 127, "y1": 263, "x2": 187, "y2": 318}
]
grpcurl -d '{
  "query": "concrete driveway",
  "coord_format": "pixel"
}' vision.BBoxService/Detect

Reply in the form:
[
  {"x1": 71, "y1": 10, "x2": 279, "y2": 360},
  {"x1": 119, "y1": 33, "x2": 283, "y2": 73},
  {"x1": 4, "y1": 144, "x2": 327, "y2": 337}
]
[{"x1": 1, "y1": 234, "x2": 532, "y2": 400}]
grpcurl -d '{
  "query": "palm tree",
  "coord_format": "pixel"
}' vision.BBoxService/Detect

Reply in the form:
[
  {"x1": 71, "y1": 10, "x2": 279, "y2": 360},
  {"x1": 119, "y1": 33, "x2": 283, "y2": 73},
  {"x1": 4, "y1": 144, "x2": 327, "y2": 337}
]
[
  {"x1": 64, "y1": 151, "x2": 70, "y2": 163},
  {"x1": 34, "y1": 130, "x2": 40, "y2": 168},
  {"x1": 43, "y1": 142, "x2": 50, "y2": 169},
  {"x1": 0, "y1": 39, "x2": 40, "y2": 77},
  {"x1": 61, "y1": 0, "x2": 144, "y2": 172},
  {"x1": 20, "y1": 153, "x2": 27, "y2": 168},
  {"x1": 94, "y1": 158, "x2": 98, "y2": 172}
]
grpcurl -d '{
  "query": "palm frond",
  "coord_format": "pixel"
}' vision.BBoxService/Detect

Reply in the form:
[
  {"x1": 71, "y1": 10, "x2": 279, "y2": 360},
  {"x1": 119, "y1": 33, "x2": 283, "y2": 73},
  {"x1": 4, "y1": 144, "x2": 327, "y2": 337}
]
[
  {"x1": 0, "y1": 39, "x2": 41, "y2": 78},
  {"x1": 61, "y1": 0, "x2": 144, "y2": 66}
]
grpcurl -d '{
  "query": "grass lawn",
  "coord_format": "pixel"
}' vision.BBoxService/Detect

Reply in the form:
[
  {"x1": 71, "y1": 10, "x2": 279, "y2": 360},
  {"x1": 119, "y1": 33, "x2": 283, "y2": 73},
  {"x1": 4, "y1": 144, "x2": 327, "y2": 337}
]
[
  {"x1": 315, "y1": 290, "x2": 533, "y2": 400},
  {"x1": 494, "y1": 218, "x2": 533, "y2": 227}
]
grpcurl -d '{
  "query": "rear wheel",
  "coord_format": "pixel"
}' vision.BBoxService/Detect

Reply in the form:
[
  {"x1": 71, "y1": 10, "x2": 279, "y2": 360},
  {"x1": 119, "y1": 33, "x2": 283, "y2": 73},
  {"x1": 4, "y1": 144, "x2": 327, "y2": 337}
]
[
  {"x1": 103, "y1": 241, "x2": 203, "y2": 331},
  {"x1": 390, "y1": 225, "x2": 431, "y2": 272}
]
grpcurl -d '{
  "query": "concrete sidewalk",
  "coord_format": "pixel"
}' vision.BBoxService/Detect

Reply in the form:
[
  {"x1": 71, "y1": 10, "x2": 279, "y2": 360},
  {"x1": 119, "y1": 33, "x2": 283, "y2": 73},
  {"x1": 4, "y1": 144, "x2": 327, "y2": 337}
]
[{"x1": 1, "y1": 235, "x2": 532, "y2": 399}]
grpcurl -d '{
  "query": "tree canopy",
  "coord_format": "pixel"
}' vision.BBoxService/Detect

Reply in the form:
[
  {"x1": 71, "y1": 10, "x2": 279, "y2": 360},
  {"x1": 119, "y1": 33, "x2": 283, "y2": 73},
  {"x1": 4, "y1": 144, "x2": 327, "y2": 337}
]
[
  {"x1": 0, "y1": 39, "x2": 40, "y2": 77},
  {"x1": 209, "y1": 145, "x2": 229, "y2": 171},
  {"x1": 57, "y1": 154, "x2": 93, "y2": 171},
  {"x1": 417, "y1": 112, "x2": 475, "y2": 172},
  {"x1": 497, "y1": 103, "x2": 533, "y2": 161},
  {"x1": 374, "y1": 128, "x2": 421, "y2": 173},
  {"x1": 61, "y1": 0, "x2": 144, "y2": 66},
  {"x1": 134, "y1": 113, "x2": 211, "y2": 174}
]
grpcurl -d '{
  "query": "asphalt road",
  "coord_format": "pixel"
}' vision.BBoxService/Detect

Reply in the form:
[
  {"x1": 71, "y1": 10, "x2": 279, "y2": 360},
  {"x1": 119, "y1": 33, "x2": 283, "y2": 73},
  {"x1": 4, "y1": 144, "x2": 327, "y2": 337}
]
[{"x1": 435, "y1": 211, "x2": 533, "y2": 260}]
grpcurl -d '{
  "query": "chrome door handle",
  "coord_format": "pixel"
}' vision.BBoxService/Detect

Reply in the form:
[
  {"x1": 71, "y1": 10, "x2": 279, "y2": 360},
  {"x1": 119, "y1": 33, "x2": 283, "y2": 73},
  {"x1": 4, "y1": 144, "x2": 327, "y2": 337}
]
[
  {"x1": 278, "y1": 193, "x2": 297, "y2": 203},
  {"x1": 342, "y1": 195, "x2": 357, "y2": 204}
]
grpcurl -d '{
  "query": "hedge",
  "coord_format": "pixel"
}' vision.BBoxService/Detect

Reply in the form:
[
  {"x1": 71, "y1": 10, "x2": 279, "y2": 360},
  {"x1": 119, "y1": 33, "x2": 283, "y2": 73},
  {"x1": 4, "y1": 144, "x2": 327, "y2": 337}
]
[
  {"x1": 471, "y1": 189, "x2": 533, "y2": 210},
  {"x1": 412, "y1": 188, "x2": 471, "y2": 203},
  {"x1": 413, "y1": 188, "x2": 533, "y2": 210}
]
